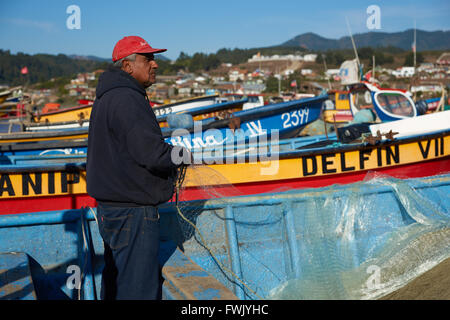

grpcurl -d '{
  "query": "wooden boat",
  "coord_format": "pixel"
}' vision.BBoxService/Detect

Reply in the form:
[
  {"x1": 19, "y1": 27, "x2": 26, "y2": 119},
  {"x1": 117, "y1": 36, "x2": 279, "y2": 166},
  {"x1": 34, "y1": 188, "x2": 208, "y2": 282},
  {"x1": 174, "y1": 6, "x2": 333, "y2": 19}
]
[
  {"x1": 23, "y1": 94, "x2": 219, "y2": 128},
  {"x1": 0, "y1": 87, "x2": 25, "y2": 118},
  {"x1": 164, "y1": 95, "x2": 327, "y2": 149},
  {"x1": 22, "y1": 98, "x2": 248, "y2": 131},
  {"x1": 0, "y1": 173, "x2": 449, "y2": 299},
  {"x1": 0, "y1": 95, "x2": 326, "y2": 146},
  {"x1": 323, "y1": 90, "x2": 354, "y2": 123},
  {"x1": 34, "y1": 103, "x2": 93, "y2": 124},
  {"x1": 0, "y1": 140, "x2": 87, "y2": 157},
  {"x1": 0, "y1": 128, "x2": 88, "y2": 144},
  {"x1": 152, "y1": 94, "x2": 220, "y2": 117},
  {"x1": 0, "y1": 87, "x2": 21, "y2": 105},
  {"x1": 425, "y1": 97, "x2": 442, "y2": 113},
  {"x1": 223, "y1": 93, "x2": 265, "y2": 110},
  {"x1": 158, "y1": 98, "x2": 247, "y2": 128},
  {"x1": 324, "y1": 82, "x2": 441, "y2": 124},
  {"x1": 0, "y1": 115, "x2": 448, "y2": 215},
  {"x1": 0, "y1": 93, "x2": 9, "y2": 105},
  {"x1": 348, "y1": 82, "x2": 426, "y2": 122}
]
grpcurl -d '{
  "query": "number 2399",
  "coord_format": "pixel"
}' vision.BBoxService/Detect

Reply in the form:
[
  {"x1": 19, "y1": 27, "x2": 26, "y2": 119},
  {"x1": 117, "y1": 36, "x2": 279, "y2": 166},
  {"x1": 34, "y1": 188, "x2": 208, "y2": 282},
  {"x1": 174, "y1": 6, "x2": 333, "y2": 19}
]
[{"x1": 281, "y1": 108, "x2": 309, "y2": 128}]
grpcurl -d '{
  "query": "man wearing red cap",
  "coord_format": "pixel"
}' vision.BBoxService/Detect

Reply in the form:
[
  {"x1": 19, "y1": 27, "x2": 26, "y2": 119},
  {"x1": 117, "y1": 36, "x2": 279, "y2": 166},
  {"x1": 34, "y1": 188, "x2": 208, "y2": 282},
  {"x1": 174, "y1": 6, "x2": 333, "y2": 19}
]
[{"x1": 87, "y1": 36, "x2": 189, "y2": 300}]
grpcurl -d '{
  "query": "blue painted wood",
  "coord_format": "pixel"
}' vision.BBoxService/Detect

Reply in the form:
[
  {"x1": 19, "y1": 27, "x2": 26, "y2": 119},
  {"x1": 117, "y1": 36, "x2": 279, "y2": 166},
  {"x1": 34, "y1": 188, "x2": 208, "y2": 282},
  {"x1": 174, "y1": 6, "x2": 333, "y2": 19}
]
[
  {"x1": 166, "y1": 95, "x2": 326, "y2": 149},
  {"x1": 0, "y1": 208, "x2": 102, "y2": 300},
  {"x1": 1, "y1": 127, "x2": 447, "y2": 171},
  {"x1": 0, "y1": 96, "x2": 327, "y2": 156},
  {"x1": 0, "y1": 174, "x2": 449, "y2": 299},
  {"x1": 0, "y1": 252, "x2": 36, "y2": 300},
  {"x1": 157, "y1": 98, "x2": 248, "y2": 123},
  {"x1": 161, "y1": 247, "x2": 237, "y2": 300},
  {"x1": 224, "y1": 205, "x2": 245, "y2": 299}
]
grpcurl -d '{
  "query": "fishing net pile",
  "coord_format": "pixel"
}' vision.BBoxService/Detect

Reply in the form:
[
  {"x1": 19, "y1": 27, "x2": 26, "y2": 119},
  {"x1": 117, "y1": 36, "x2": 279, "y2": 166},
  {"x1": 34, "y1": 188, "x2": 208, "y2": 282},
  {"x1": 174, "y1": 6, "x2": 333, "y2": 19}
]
[{"x1": 168, "y1": 164, "x2": 450, "y2": 300}]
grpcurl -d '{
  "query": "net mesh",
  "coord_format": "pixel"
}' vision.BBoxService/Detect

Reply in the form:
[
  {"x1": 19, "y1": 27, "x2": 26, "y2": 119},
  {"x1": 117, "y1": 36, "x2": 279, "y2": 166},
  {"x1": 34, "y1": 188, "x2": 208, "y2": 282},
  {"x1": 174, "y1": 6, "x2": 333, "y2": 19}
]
[{"x1": 172, "y1": 165, "x2": 450, "y2": 300}]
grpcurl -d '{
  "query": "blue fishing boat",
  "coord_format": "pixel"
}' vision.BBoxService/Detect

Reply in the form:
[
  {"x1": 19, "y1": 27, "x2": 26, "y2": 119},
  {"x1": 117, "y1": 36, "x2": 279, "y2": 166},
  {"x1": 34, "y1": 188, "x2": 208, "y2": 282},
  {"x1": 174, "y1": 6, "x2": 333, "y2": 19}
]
[
  {"x1": 0, "y1": 138, "x2": 88, "y2": 156},
  {"x1": 0, "y1": 95, "x2": 327, "y2": 155},
  {"x1": 0, "y1": 131, "x2": 335, "y2": 157},
  {"x1": 348, "y1": 81, "x2": 429, "y2": 122},
  {"x1": 152, "y1": 94, "x2": 220, "y2": 117},
  {"x1": 164, "y1": 95, "x2": 327, "y2": 149},
  {"x1": 0, "y1": 173, "x2": 449, "y2": 300},
  {"x1": 21, "y1": 98, "x2": 249, "y2": 132},
  {"x1": 1, "y1": 119, "x2": 448, "y2": 215}
]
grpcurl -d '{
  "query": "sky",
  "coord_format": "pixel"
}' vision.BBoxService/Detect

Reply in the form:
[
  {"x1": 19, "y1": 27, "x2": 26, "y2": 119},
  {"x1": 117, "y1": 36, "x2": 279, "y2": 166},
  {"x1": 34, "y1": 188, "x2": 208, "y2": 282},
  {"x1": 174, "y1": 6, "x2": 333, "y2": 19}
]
[{"x1": 0, "y1": 0, "x2": 449, "y2": 61}]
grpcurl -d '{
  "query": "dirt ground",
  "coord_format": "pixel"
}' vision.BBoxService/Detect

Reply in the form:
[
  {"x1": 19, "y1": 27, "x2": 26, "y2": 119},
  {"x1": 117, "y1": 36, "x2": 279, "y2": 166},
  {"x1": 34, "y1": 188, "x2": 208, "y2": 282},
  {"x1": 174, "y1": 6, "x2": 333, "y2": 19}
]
[{"x1": 380, "y1": 258, "x2": 450, "y2": 300}]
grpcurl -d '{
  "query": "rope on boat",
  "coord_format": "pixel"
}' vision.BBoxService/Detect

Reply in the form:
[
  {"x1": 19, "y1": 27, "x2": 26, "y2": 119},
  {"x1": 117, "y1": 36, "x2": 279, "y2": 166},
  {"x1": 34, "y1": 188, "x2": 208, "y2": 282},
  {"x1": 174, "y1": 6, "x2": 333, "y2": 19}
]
[{"x1": 79, "y1": 209, "x2": 90, "y2": 300}]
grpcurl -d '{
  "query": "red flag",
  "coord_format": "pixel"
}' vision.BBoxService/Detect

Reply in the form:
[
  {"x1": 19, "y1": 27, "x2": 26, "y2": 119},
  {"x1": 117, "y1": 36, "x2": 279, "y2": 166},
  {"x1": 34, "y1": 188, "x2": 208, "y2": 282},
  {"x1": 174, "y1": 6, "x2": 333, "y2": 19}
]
[
  {"x1": 21, "y1": 66, "x2": 28, "y2": 75},
  {"x1": 290, "y1": 80, "x2": 297, "y2": 88}
]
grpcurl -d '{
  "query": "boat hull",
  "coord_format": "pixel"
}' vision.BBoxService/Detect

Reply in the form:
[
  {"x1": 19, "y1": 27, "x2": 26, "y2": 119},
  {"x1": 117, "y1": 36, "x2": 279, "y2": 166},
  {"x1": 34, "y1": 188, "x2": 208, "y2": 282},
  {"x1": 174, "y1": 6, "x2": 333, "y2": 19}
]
[
  {"x1": 152, "y1": 94, "x2": 219, "y2": 117},
  {"x1": 166, "y1": 96, "x2": 325, "y2": 149},
  {"x1": 0, "y1": 130, "x2": 448, "y2": 215},
  {"x1": 36, "y1": 105, "x2": 92, "y2": 123},
  {"x1": 0, "y1": 173, "x2": 449, "y2": 300}
]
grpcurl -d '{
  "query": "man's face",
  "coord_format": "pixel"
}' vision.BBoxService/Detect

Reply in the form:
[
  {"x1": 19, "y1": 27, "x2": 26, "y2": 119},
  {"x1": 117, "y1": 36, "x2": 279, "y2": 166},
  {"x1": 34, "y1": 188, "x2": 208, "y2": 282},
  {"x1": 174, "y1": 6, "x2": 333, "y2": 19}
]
[{"x1": 125, "y1": 53, "x2": 158, "y2": 88}]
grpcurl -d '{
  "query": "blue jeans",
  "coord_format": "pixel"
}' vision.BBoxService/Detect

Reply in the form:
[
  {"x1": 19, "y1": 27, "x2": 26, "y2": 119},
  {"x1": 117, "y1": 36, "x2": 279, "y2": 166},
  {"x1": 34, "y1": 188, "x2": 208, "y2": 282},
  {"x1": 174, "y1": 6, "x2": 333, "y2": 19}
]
[{"x1": 97, "y1": 204, "x2": 161, "y2": 300}]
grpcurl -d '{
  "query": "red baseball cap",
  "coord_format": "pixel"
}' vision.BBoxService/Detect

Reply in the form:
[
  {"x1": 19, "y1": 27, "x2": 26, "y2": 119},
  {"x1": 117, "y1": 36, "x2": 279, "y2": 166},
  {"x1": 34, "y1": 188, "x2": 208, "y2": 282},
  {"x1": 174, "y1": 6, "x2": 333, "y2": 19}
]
[{"x1": 112, "y1": 36, "x2": 167, "y2": 62}]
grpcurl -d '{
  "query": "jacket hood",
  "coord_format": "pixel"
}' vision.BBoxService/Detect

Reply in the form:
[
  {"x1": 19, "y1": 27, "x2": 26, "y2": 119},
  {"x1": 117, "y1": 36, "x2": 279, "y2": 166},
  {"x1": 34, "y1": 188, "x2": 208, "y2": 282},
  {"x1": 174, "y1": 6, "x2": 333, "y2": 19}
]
[{"x1": 96, "y1": 66, "x2": 146, "y2": 99}]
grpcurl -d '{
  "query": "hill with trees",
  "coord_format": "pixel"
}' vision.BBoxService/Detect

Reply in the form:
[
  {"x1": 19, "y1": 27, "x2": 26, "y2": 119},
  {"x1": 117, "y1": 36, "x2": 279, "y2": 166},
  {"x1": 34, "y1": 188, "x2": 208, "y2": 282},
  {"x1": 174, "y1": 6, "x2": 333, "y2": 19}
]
[
  {"x1": 0, "y1": 50, "x2": 109, "y2": 86},
  {"x1": 281, "y1": 29, "x2": 450, "y2": 51},
  {"x1": 0, "y1": 29, "x2": 447, "y2": 86}
]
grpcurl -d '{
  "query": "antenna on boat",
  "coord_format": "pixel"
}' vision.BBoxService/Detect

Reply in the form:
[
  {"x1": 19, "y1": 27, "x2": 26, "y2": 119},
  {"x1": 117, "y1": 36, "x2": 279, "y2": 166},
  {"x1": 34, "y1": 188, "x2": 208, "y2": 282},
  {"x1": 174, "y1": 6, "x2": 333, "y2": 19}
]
[
  {"x1": 322, "y1": 54, "x2": 332, "y2": 90},
  {"x1": 345, "y1": 17, "x2": 361, "y2": 79},
  {"x1": 277, "y1": 67, "x2": 281, "y2": 97},
  {"x1": 372, "y1": 55, "x2": 376, "y2": 82},
  {"x1": 413, "y1": 20, "x2": 417, "y2": 69}
]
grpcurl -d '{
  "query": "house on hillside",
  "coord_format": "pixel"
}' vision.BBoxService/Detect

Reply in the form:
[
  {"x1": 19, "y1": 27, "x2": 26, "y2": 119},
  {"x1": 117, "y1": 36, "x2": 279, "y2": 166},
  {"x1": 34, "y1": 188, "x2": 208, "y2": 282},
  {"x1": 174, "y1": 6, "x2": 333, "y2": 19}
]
[
  {"x1": 436, "y1": 52, "x2": 450, "y2": 66},
  {"x1": 147, "y1": 83, "x2": 170, "y2": 99},
  {"x1": 325, "y1": 69, "x2": 340, "y2": 77},
  {"x1": 229, "y1": 69, "x2": 246, "y2": 82},
  {"x1": 213, "y1": 83, "x2": 236, "y2": 95},
  {"x1": 303, "y1": 54, "x2": 317, "y2": 62},
  {"x1": 248, "y1": 53, "x2": 304, "y2": 63},
  {"x1": 242, "y1": 83, "x2": 266, "y2": 94},
  {"x1": 392, "y1": 67, "x2": 415, "y2": 78}
]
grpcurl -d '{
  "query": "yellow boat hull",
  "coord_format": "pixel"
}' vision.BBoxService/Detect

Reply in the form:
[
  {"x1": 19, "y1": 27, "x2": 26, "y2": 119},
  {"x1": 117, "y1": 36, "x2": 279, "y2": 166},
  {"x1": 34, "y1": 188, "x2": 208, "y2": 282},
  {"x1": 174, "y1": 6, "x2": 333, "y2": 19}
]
[{"x1": 1, "y1": 132, "x2": 448, "y2": 215}]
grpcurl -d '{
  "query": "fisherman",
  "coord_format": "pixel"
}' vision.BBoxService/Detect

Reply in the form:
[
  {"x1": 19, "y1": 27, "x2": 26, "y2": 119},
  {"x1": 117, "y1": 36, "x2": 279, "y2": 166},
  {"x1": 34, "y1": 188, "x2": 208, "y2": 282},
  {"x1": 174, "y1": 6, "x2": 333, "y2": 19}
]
[{"x1": 86, "y1": 36, "x2": 190, "y2": 300}]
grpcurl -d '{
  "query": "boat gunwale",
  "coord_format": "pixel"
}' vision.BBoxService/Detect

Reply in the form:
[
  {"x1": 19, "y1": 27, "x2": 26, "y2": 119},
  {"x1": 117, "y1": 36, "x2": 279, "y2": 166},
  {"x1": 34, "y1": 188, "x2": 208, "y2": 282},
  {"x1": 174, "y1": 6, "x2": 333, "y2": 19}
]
[
  {"x1": 0, "y1": 128, "x2": 448, "y2": 172},
  {"x1": 36, "y1": 103, "x2": 93, "y2": 116},
  {"x1": 0, "y1": 173, "x2": 448, "y2": 226},
  {"x1": 161, "y1": 95, "x2": 327, "y2": 137},
  {"x1": 156, "y1": 98, "x2": 248, "y2": 122},
  {"x1": 158, "y1": 173, "x2": 450, "y2": 211},
  {"x1": 151, "y1": 94, "x2": 219, "y2": 111}
]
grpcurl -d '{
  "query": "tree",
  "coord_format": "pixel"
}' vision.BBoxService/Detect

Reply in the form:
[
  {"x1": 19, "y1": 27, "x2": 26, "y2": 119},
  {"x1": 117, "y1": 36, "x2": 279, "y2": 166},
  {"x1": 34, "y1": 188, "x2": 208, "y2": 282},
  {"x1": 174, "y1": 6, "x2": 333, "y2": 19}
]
[
  {"x1": 264, "y1": 76, "x2": 280, "y2": 94},
  {"x1": 0, "y1": 50, "x2": 108, "y2": 86},
  {"x1": 404, "y1": 52, "x2": 424, "y2": 66}
]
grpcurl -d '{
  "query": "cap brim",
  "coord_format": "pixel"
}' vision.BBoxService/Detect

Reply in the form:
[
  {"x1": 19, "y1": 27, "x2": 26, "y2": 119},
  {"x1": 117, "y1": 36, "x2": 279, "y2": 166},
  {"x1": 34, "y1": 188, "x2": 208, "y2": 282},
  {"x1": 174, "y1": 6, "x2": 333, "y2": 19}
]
[{"x1": 137, "y1": 48, "x2": 167, "y2": 54}]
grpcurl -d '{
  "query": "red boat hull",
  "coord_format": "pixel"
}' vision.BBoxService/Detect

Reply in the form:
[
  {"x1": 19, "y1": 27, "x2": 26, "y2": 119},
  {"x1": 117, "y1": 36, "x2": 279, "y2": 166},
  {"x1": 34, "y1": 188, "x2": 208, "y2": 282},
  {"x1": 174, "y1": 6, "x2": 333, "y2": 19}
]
[{"x1": 1, "y1": 157, "x2": 448, "y2": 216}]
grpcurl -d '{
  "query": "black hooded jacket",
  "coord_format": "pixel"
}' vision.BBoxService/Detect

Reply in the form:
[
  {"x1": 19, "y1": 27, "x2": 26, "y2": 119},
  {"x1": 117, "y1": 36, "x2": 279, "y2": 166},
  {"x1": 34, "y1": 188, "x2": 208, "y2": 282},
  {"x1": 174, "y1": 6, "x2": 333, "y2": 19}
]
[{"x1": 86, "y1": 67, "x2": 183, "y2": 206}]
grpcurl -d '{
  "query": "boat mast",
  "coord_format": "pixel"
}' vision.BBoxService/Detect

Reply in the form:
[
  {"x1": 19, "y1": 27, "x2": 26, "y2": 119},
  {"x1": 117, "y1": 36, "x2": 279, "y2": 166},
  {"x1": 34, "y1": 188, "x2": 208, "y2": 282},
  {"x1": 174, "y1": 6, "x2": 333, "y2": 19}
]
[
  {"x1": 414, "y1": 20, "x2": 417, "y2": 69},
  {"x1": 346, "y1": 17, "x2": 361, "y2": 75},
  {"x1": 322, "y1": 54, "x2": 332, "y2": 90},
  {"x1": 373, "y1": 55, "x2": 375, "y2": 82}
]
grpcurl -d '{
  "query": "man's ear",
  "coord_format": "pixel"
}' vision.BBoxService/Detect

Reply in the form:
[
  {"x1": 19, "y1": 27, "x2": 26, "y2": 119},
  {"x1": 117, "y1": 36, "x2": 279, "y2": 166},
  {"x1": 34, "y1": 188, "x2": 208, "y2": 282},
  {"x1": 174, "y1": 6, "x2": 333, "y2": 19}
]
[{"x1": 122, "y1": 59, "x2": 133, "y2": 75}]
